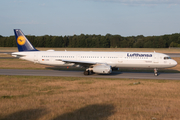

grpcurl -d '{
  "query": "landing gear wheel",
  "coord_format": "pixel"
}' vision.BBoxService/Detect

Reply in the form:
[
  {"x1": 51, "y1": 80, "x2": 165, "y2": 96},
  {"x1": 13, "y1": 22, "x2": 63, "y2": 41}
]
[
  {"x1": 84, "y1": 70, "x2": 92, "y2": 75},
  {"x1": 154, "y1": 73, "x2": 158, "y2": 76},
  {"x1": 91, "y1": 70, "x2": 94, "y2": 74},
  {"x1": 84, "y1": 67, "x2": 93, "y2": 75},
  {"x1": 84, "y1": 71, "x2": 89, "y2": 75}
]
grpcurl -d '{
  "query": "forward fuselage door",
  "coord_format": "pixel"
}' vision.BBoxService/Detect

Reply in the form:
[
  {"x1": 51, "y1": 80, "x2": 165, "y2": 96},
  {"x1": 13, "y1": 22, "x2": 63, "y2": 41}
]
[{"x1": 153, "y1": 53, "x2": 159, "y2": 63}]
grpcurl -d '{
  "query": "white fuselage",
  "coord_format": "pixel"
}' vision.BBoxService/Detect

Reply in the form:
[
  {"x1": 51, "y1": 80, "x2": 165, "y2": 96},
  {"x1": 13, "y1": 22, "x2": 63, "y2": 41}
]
[{"x1": 12, "y1": 51, "x2": 177, "y2": 69}]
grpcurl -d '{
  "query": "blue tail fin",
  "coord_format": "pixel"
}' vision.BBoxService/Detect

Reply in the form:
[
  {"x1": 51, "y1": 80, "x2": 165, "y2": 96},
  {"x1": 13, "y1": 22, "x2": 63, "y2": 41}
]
[{"x1": 14, "y1": 29, "x2": 38, "y2": 52}]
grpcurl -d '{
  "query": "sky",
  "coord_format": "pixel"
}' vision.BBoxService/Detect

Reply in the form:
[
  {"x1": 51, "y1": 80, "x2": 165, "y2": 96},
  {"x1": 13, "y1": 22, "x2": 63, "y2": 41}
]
[{"x1": 0, "y1": 0, "x2": 180, "y2": 37}]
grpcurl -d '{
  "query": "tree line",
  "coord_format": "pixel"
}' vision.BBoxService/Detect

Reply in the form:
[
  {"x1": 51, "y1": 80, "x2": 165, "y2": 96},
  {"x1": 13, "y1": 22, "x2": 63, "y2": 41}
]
[{"x1": 0, "y1": 33, "x2": 180, "y2": 48}]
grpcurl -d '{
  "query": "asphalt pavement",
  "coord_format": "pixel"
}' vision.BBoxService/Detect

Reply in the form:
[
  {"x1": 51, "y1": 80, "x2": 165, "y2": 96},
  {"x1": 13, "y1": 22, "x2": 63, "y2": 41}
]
[{"x1": 0, "y1": 69, "x2": 179, "y2": 80}]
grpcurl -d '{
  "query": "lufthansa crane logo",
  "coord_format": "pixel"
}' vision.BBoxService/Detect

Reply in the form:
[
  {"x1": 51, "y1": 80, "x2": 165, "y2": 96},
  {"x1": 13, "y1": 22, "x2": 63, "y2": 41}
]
[{"x1": 17, "y1": 36, "x2": 26, "y2": 45}]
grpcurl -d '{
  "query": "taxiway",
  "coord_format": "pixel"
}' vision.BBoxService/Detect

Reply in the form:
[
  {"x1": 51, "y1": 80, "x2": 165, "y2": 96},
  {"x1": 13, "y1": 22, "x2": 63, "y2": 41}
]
[{"x1": 0, "y1": 69, "x2": 179, "y2": 80}]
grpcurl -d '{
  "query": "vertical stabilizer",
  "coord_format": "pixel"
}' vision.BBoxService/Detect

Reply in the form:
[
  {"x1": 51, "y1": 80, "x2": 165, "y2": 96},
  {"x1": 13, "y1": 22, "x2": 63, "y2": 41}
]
[{"x1": 14, "y1": 29, "x2": 38, "y2": 52}]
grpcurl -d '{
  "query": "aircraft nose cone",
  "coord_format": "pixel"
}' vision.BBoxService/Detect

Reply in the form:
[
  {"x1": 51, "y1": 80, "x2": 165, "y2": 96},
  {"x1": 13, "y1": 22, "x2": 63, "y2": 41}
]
[{"x1": 173, "y1": 60, "x2": 177, "y2": 67}]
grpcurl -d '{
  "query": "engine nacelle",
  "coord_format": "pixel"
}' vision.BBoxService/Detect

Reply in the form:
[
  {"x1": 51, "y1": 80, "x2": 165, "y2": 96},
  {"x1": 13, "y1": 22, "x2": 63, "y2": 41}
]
[{"x1": 93, "y1": 65, "x2": 112, "y2": 74}]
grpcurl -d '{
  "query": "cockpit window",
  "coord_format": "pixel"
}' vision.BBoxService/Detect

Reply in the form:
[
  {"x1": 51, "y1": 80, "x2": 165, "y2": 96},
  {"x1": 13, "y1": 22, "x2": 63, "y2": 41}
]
[{"x1": 164, "y1": 57, "x2": 171, "y2": 60}]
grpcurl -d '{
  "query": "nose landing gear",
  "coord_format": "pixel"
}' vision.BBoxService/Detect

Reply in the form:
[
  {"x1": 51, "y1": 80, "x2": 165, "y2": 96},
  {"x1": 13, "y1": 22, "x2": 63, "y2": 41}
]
[{"x1": 154, "y1": 68, "x2": 158, "y2": 76}]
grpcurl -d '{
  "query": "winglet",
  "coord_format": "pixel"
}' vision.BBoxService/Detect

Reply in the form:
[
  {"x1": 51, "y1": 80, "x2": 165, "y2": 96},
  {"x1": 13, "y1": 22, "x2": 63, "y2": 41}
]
[{"x1": 14, "y1": 29, "x2": 38, "y2": 52}]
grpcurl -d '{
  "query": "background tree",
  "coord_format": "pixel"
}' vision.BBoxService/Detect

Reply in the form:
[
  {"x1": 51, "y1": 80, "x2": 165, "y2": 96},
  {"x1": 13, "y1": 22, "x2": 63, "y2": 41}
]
[{"x1": 1, "y1": 32, "x2": 180, "y2": 48}]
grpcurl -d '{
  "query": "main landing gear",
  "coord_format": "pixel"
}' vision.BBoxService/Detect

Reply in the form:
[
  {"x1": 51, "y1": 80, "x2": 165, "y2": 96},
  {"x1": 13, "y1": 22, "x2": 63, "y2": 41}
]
[
  {"x1": 154, "y1": 68, "x2": 158, "y2": 76},
  {"x1": 84, "y1": 68, "x2": 93, "y2": 75},
  {"x1": 84, "y1": 70, "x2": 90, "y2": 75}
]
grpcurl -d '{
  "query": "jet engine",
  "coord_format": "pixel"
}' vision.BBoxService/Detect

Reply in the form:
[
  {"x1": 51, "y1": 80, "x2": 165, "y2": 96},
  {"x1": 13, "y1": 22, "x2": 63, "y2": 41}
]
[{"x1": 93, "y1": 64, "x2": 112, "y2": 74}]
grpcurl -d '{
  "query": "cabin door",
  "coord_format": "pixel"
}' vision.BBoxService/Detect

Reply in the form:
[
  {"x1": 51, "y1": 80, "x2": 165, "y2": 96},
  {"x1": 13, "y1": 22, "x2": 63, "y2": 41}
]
[
  {"x1": 153, "y1": 53, "x2": 159, "y2": 63},
  {"x1": 76, "y1": 54, "x2": 80, "y2": 61},
  {"x1": 118, "y1": 54, "x2": 124, "y2": 63},
  {"x1": 34, "y1": 53, "x2": 38, "y2": 63}
]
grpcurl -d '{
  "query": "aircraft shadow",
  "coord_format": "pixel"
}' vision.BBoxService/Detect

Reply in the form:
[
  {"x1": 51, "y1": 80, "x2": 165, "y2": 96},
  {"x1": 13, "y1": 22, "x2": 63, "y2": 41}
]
[
  {"x1": 52, "y1": 104, "x2": 115, "y2": 120},
  {"x1": 1, "y1": 108, "x2": 48, "y2": 120}
]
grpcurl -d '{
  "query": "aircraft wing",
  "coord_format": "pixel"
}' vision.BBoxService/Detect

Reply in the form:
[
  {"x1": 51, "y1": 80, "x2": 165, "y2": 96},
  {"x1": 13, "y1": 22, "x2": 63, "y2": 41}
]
[{"x1": 56, "y1": 59, "x2": 103, "y2": 67}]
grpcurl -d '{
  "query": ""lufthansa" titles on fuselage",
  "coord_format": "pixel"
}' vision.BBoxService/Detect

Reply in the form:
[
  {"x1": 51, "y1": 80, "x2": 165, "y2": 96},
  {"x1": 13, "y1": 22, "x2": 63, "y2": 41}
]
[{"x1": 127, "y1": 53, "x2": 152, "y2": 57}]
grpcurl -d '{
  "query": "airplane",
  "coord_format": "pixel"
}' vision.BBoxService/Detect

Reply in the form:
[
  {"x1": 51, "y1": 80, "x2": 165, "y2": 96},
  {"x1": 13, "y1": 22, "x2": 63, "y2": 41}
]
[{"x1": 12, "y1": 29, "x2": 177, "y2": 76}]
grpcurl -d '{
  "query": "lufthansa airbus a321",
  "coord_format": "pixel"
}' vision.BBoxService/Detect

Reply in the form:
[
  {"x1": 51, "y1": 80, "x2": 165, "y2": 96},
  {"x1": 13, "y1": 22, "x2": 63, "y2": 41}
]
[{"x1": 12, "y1": 29, "x2": 177, "y2": 76}]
